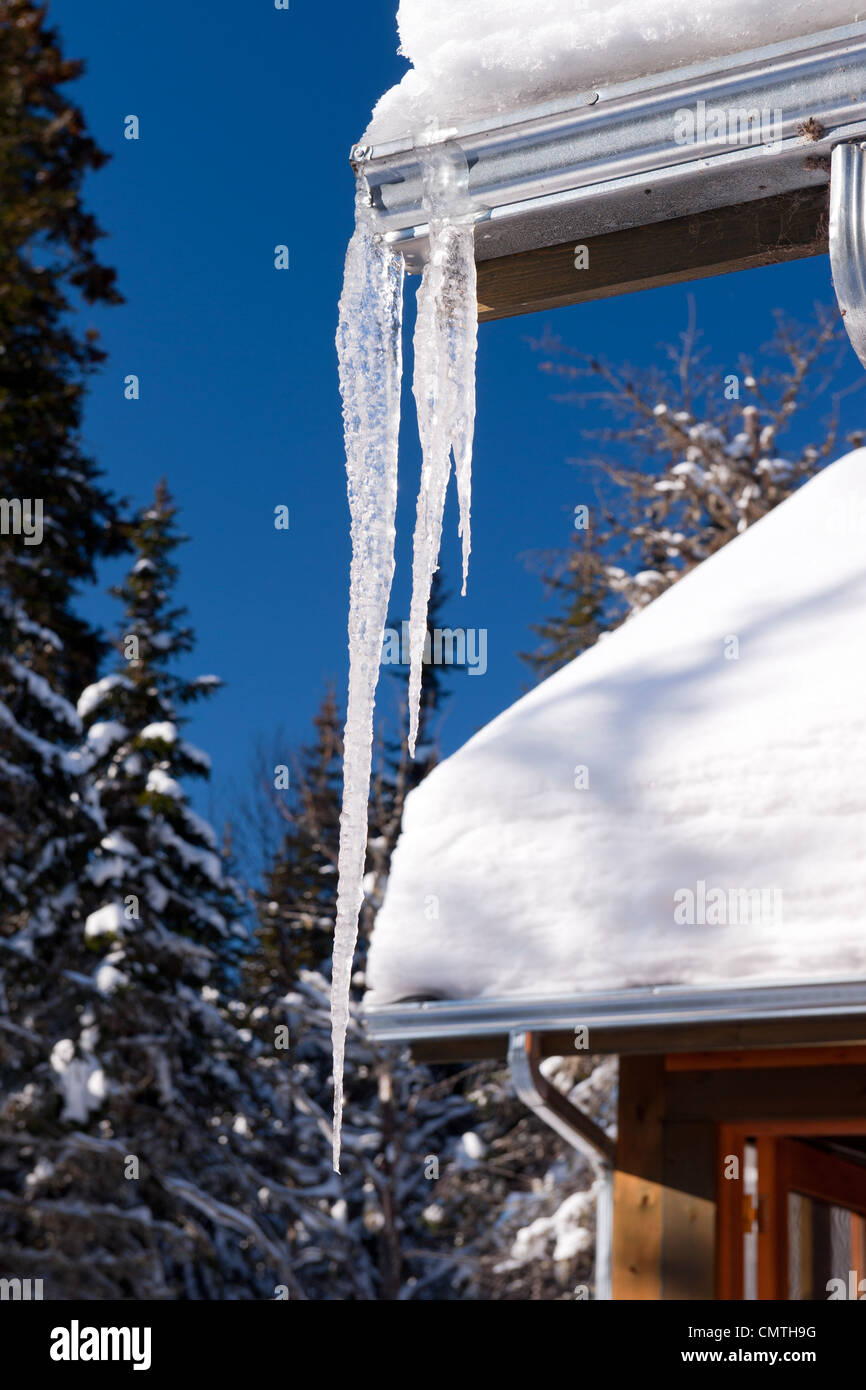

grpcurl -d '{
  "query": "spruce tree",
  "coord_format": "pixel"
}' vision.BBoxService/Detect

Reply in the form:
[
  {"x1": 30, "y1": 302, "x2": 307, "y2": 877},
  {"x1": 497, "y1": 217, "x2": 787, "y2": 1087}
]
[
  {"x1": 245, "y1": 579, "x2": 478, "y2": 1299},
  {"x1": 80, "y1": 481, "x2": 241, "y2": 961},
  {"x1": 0, "y1": 485, "x2": 296, "y2": 1299},
  {"x1": 0, "y1": 1, "x2": 125, "y2": 922},
  {"x1": 256, "y1": 690, "x2": 343, "y2": 980}
]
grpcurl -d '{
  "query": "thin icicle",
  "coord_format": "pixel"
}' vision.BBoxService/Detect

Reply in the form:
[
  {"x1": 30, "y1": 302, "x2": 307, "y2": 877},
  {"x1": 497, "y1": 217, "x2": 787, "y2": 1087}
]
[
  {"x1": 332, "y1": 188, "x2": 404, "y2": 1171},
  {"x1": 453, "y1": 260, "x2": 477, "y2": 599},
  {"x1": 407, "y1": 155, "x2": 478, "y2": 756}
]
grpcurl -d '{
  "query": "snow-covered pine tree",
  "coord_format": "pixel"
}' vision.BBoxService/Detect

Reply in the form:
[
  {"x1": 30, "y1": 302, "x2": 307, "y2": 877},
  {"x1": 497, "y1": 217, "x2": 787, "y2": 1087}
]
[
  {"x1": 424, "y1": 1054, "x2": 616, "y2": 1300},
  {"x1": 244, "y1": 579, "x2": 484, "y2": 1299},
  {"x1": 241, "y1": 963, "x2": 479, "y2": 1301},
  {"x1": 0, "y1": 483, "x2": 298, "y2": 1300},
  {"x1": 526, "y1": 305, "x2": 857, "y2": 677},
  {"x1": 0, "y1": 0, "x2": 125, "y2": 924}
]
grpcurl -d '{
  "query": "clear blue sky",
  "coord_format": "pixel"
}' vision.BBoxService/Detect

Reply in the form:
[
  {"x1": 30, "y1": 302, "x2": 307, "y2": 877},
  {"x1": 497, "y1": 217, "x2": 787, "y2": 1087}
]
[{"x1": 52, "y1": 0, "x2": 863, "y2": 839}]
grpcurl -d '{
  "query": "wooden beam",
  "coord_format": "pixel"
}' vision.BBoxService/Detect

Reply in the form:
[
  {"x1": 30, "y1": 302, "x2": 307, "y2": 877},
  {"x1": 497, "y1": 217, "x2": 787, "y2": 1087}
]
[
  {"x1": 716, "y1": 1124, "x2": 747, "y2": 1301},
  {"x1": 780, "y1": 1138, "x2": 866, "y2": 1219},
  {"x1": 756, "y1": 1136, "x2": 786, "y2": 1300},
  {"x1": 476, "y1": 185, "x2": 829, "y2": 322},
  {"x1": 409, "y1": 1012, "x2": 866, "y2": 1065},
  {"x1": 666, "y1": 1044, "x2": 866, "y2": 1072},
  {"x1": 612, "y1": 1056, "x2": 666, "y2": 1300},
  {"x1": 666, "y1": 1064, "x2": 866, "y2": 1125},
  {"x1": 410, "y1": 1034, "x2": 508, "y2": 1063},
  {"x1": 663, "y1": 1119, "x2": 717, "y2": 1299}
]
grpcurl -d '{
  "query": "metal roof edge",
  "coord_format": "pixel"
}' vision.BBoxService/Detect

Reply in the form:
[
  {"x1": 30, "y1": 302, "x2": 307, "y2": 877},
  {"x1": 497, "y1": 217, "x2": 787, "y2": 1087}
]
[
  {"x1": 364, "y1": 978, "x2": 866, "y2": 1045},
  {"x1": 355, "y1": 21, "x2": 866, "y2": 164},
  {"x1": 353, "y1": 21, "x2": 866, "y2": 271}
]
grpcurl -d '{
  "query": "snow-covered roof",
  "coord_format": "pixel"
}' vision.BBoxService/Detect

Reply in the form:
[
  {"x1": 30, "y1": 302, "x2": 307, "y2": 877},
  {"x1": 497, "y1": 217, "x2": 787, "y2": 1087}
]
[
  {"x1": 367, "y1": 450, "x2": 866, "y2": 1010},
  {"x1": 366, "y1": 2, "x2": 862, "y2": 144}
]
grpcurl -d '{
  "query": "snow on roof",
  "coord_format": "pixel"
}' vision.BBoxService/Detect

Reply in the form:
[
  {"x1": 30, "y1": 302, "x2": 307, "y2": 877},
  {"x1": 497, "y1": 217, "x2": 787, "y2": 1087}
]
[
  {"x1": 367, "y1": 449, "x2": 866, "y2": 1007},
  {"x1": 365, "y1": 1, "x2": 862, "y2": 144}
]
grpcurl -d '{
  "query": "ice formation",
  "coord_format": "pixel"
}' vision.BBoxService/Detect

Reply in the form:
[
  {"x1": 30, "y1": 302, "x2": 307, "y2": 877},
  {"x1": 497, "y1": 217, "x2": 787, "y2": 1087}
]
[
  {"x1": 333, "y1": 148, "x2": 478, "y2": 1166},
  {"x1": 333, "y1": 186, "x2": 404, "y2": 1171},
  {"x1": 407, "y1": 150, "x2": 477, "y2": 754}
]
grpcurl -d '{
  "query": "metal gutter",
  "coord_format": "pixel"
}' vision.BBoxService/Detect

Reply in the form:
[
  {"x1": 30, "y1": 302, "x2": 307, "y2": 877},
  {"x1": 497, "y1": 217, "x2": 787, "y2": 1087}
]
[
  {"x1": 365, "y1": 978, "x2": 866, "y2": 1047},
  {"x1": 830, "y1": 140, "x2": 866, "y2": 368},
  {"x1": 508, "y1": 1031, "x2": 614, "y2": 1300},
  {"x1": 352, "y1": 22, "x2": 866, "y2": 272}
]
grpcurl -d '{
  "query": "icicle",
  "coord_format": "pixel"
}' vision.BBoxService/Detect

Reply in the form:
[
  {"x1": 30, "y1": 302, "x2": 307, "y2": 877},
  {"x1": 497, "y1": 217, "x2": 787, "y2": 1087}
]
[
  {"x1": 332, "y1": 144, "x2": 478, "y2": 1165},
  {"x1": 332, "y1": 184, "x2": 404, "y2": 1171},
  {"x1": 407, "y1": 148, "x2": 478, "y2": 757}
]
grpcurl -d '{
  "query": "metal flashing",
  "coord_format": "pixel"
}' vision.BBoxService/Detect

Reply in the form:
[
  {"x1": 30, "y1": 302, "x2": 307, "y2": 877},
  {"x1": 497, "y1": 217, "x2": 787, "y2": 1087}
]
[{"x1": 353, "y1": 23, "x2": 866, "y2": 272}]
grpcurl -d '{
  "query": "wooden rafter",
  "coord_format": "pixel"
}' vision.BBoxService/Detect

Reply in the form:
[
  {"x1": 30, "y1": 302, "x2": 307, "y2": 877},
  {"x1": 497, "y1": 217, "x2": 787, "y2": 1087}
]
[{"x1": 476, "y1": 185, "x2": 830, "y2": 322}]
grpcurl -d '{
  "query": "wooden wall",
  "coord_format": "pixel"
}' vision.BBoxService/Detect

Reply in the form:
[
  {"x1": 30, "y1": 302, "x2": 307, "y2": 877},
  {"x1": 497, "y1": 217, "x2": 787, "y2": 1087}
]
[{"x1": 612, "y1": 1051, "x2": 866, "y2": 1300}]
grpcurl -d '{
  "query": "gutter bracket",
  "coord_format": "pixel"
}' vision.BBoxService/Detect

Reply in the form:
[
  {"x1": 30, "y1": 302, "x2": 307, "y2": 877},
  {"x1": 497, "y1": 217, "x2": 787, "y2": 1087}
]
[
  {"x1": 830, "y1": 142, "x2": 866, "y2": 370},
  {"x1": 508, "y1": 1030, "x2": 616, "y2": 1299}
]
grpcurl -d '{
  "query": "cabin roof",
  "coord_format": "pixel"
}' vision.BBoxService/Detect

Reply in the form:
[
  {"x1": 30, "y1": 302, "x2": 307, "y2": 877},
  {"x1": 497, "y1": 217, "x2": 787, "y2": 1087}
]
[{"x1": 365, "y1": 450, "x2": 866, "y2": 1054}]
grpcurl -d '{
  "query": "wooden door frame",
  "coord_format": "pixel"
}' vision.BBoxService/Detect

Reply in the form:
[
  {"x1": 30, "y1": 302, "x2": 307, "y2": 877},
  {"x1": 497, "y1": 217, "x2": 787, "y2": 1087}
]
[{"x1": 717, "y1": 1121, "x2": 866, "y2": 1299}]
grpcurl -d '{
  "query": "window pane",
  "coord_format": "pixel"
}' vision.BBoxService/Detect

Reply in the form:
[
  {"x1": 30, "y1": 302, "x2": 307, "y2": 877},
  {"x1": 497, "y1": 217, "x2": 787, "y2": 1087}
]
[{"x1": 788, "y1": 1193, "x2": 852, "y2": 1300}]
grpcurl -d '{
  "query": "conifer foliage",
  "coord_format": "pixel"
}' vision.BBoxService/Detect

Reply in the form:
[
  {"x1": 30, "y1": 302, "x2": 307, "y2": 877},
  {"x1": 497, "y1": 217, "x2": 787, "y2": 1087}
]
[
  {"x1": 245, "y1": 586, "x2": 471, "y2": 1298},
  {"x1": 255, "y1": 690, "x2": 343, "y2": 981},
  {"x1": 0, "y1": 0, "x2": 125, "y2": 922},
  {"x1": 526, "y1": 309, "x2": 857, "y2": 676},
  {"x1": 0, "y1": 487, "x2": 295, "y2": 1300},
  {"x1": 80, "y1": 480, "x2": 239, "y2": 958}
]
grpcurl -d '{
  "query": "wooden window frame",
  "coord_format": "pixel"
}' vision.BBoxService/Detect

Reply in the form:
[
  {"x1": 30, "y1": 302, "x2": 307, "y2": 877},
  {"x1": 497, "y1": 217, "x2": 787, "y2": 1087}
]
[{"x1": 717, "y1": 1120, "x2": 866, "y2": 1299}]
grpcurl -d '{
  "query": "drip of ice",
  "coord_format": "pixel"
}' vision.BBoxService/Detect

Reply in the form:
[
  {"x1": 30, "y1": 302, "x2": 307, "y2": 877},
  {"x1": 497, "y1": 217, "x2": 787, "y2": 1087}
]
[
  {"x1": 332, "y1": 185, "x2": 404, "y2": 1171},
  {"x1": 407, "y1": 148, "x2": 478, "y2": 756},
  {"x1": 332, "y1": 146, "x2": 477, "y2": 1167}
]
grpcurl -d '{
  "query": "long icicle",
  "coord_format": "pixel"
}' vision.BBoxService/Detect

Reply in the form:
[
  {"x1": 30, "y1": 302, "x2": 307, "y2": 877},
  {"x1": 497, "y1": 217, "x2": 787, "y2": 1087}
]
[
  {"x1": 332, "y1": 190, "x2": 404, "y2": 1171},
  {"x1": 407, "y1": 184, "x2": 477, "y2": 756}
]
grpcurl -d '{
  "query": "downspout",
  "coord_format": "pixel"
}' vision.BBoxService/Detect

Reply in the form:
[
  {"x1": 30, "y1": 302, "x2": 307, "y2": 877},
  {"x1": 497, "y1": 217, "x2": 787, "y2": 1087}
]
[
  {"x1": 508, "y1": 1030, "x2": 616, "y2": 1301},
  {"x1": 830, "y1": 141, "x2": 866, "y2": 370}
]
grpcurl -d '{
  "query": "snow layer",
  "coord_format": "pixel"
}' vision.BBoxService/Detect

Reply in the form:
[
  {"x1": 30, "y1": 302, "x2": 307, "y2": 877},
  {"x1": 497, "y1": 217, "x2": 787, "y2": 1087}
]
[
  {"x1": 368, "y1": 450, "x2": 866, "y2": 1005},
  {"x1": 50, "y1": 1038, "x2": 106, "y2": 1123},
  {"x1": 77, "y1": 674, "x2": 132, "y2": 720},
  {"x1": 84, "y1": 902, "x2": 125, "y2": 943},
  {"x1": 366, "y1": 1, "x2": 863, "y2": 143},
  {"x1": 141, "y1": 721, "x2": 177, "y2": 743}
]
